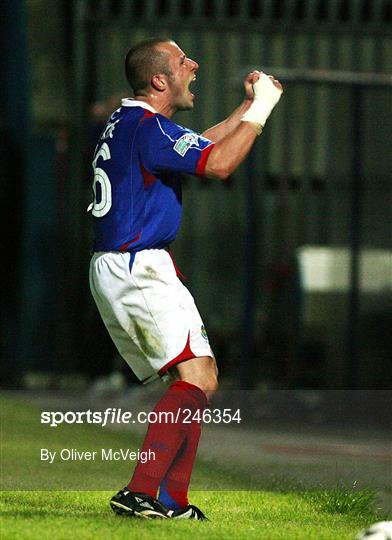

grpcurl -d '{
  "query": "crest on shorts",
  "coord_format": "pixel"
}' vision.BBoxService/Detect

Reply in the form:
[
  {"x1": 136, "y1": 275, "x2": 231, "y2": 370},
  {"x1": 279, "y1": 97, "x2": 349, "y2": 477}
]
[
  {"x1": 173, "y1": 133, "x2": 199, "y2": 156},
  {"x1": 201, "y1": 325, "x2": 209, "y2": 343}
]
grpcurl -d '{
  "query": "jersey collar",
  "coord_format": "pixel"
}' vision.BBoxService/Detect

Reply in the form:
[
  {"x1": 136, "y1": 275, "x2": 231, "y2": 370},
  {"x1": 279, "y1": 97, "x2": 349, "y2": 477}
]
[{"x1": 121, "y1": 98, "x2": 156, "y2": 114}]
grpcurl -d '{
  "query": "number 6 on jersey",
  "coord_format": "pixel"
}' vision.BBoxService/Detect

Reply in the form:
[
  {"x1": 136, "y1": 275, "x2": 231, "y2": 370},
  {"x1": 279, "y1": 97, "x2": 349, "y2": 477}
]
[{"x1": 90, "y1": 142, "x2": 112, "y2": 217}]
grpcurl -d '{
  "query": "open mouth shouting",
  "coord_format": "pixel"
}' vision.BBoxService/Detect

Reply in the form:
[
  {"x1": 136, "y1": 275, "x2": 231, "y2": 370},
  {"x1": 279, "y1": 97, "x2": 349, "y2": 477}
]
[{"x1": 188, "y1": 74, "x2": 197, "y2": 98}]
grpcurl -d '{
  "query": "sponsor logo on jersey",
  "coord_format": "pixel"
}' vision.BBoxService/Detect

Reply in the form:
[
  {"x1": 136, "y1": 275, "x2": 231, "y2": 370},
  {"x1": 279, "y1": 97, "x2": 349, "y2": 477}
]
[{"x1": 173, "y1": 133, "x2": 199, "y2": 156}]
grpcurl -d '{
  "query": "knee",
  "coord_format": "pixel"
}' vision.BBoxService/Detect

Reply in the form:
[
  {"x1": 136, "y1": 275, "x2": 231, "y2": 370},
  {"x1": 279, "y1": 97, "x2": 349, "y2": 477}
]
[
  {"x1": 172, "y1": 355, "x2": 219, "y2": 399},
  {"x1": 196, "y1": 357, "x2": 219, "y2": 398},
  {"x1": 195, "y1": 369, "x2": 218, "y2": 399},
  {"x1": 202, "y1": 374, "x2": 219, "y2": 398},
  {"x1": 179, "y1": 371, "x2": 218, "y2": 399}
]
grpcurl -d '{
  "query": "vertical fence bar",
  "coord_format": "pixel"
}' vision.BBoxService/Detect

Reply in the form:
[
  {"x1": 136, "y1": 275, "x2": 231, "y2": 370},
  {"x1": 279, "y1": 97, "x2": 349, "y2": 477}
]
[
  {"x1": 240, "y1": 147, "x2": 258, "y2": 389},
  {"x1": 57, "y1": 0, "x2": 89, "y2": 371},
  {"x1": 346, "y1": 86, "x2": 364, "y2": 388},
  {"x1": 239, "y1": 20, "x2": 258, "y2": 388},
  {"x1": 1, "y1": 0, "x2": 30, "y2": 381}
]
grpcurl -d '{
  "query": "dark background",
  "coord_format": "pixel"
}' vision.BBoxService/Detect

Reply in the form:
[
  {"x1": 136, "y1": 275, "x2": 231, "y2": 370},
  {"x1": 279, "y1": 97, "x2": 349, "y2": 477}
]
[{"x1": 1, "y1": 0, "x2": 391, "y2": 391}]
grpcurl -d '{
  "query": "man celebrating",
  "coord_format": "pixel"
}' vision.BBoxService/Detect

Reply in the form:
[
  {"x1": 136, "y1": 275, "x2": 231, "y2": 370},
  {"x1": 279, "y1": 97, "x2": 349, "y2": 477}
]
[{"x1": 89, "y1": 38, "x2": 282, "y2": 520}]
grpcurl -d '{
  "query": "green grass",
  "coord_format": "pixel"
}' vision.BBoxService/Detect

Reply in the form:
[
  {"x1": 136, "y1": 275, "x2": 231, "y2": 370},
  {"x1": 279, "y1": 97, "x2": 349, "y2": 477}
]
[
  {"x1": 0, "y1": 394, "x2": 385, "y2": 539},
  {"x1": 0, "y1": 490, "x2": 379, "y2": 540},
  {"x1": 303, "y1": 485, "x2": 377, "y2": 516}
]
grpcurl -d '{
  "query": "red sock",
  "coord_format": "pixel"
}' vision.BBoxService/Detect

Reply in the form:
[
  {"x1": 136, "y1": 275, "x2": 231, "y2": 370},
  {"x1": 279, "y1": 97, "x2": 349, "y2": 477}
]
[
  {"x1": 128, "y1": 380, "x2": 207, "y2": 498},
  {"x1": 159, "y1": 383, "x2": 208, "y2": 508},
  {"x1": 159, "y1": 418, "x2": 202, "y2": 508}
]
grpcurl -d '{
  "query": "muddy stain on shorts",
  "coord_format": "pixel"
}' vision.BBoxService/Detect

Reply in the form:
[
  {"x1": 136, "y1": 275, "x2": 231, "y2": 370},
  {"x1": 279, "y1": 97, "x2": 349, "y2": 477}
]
[
  {"x1": 134, "y1": 320, "x2": 163, "y2": 359},
  {"x1": 144, "y1": 266, "x2": 160, "y2": 280}
]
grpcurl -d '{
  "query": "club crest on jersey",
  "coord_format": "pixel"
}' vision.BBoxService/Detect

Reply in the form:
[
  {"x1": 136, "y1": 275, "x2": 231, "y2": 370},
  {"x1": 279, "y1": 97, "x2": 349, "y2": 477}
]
[
  {"x1": 173, "y1": 133, "x2": 199, "y2": 156},
  {"x1": 201, "y1": 325, "x2": 209, "y2": 343}
]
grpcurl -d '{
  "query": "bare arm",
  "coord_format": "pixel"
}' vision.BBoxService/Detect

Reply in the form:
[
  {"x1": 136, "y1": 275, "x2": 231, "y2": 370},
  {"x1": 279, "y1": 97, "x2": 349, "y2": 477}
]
[
  {"x1": 202, "y1": 71, "x2": 260, "y2": 142},
  {"x1": 204, "y1": 122, "x2": 258, "y2": 180},
  {"x1": 202, "y1": 99, "x2": 252, "y2": 142}
]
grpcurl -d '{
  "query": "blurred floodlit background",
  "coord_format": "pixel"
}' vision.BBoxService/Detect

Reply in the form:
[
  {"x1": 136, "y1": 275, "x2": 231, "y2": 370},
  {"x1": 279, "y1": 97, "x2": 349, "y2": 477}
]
[{"x1": 1, "y1": 0, "x2": 391, "y2": 392}]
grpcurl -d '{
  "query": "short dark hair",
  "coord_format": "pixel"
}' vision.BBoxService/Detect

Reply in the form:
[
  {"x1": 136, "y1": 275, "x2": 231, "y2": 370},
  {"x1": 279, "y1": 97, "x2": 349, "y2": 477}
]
[{"x1": 125, "y1": 37, "x2": 173, "y2": 95}]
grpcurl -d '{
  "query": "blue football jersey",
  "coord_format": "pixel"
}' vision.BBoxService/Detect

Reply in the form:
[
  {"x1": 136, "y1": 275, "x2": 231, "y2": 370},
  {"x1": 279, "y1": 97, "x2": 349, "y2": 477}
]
[{"x1": 90, "y1": 99, "x2": 214, "y2": 252}]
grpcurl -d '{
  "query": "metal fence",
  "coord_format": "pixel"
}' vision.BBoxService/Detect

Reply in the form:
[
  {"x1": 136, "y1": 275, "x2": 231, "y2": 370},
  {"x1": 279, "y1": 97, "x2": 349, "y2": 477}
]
[{"x1": 16, "y1": 0, "x2": 391, "y2": 388}]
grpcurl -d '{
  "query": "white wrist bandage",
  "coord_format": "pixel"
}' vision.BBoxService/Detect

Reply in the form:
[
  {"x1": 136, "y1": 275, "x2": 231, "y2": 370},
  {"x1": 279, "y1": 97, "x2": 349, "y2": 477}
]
[{"x1": 241, "y1": 73, "x2": 283, "y2": 131}]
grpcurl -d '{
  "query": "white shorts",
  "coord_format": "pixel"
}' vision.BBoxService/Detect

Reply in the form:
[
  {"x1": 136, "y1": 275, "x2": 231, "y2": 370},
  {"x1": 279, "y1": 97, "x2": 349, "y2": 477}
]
[{"x1": 89, "y1": 249, "x2": 213, "y2": 384}]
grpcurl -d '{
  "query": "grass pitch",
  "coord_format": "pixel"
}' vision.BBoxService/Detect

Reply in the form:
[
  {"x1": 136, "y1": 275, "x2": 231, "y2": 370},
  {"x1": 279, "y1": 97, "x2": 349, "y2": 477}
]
[
  {"x1": 0, "y1": 394, "x2": 385, "y2": 539},
  {"x1": 0, "y1": 489, "x2": 379, "y2": 540}
]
